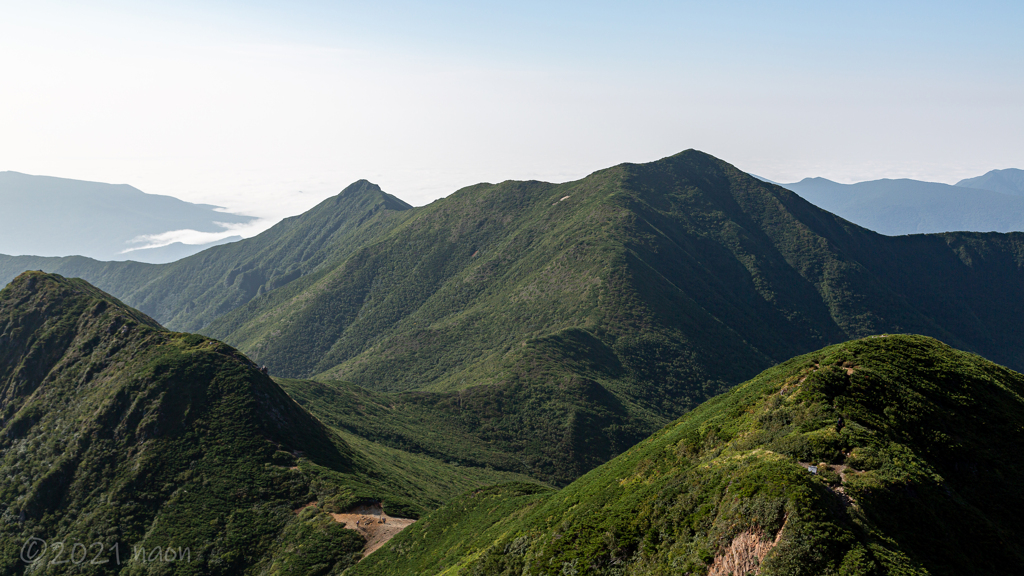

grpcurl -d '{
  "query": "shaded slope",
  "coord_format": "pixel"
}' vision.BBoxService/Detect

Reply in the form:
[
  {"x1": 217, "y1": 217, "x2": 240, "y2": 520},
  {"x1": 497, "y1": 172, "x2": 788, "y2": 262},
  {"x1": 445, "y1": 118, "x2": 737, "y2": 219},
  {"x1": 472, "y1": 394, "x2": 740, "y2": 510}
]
[
  {"x1": 0, "y1": 272, "x2": 525, "y2": 575},
  {"x1": 353, "y1": 335, "x2": 1024, "y2": 575},
  {"x1": 279, "y1": 329, "x2": 658, "y2": 485},
  {"x1": 0, "y1": 180, "x2": 413, "y2": 333},
  {"x1": 6, "y1": 152, "x2": 1024, "y2": 490}
]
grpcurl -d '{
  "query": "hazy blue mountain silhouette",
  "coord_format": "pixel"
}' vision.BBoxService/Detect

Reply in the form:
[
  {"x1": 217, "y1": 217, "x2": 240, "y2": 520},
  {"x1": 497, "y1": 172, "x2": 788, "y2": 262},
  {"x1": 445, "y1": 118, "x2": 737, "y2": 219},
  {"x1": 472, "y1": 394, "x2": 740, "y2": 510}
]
[
  {"x1": 780, "y1": 176, "x2": 1024, "y2": 235},
  {"x1": 957, "y1": 168, "x2": 1024, "y2": 197},
  {"x1": 0, "y1": 171, "x2": 254, "y2": 263}
]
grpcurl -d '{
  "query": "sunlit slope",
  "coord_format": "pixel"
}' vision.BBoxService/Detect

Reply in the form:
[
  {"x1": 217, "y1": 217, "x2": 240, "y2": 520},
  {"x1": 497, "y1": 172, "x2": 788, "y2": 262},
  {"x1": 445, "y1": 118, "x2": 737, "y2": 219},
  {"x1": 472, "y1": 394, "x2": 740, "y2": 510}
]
[
  {"x1": 211, "y1": 151, "x2": 1024, "y2": 388},
  {"x1": 352, "y1": 335, "x2": 1024, "y2": 575},
  {"x1": 213, "y1": 154, "x2": 832, "y2": 389},
  {"x1": 0, "y1": 272, "x2": 525, "y2": 575},
  {"x1": 6, "y1": 151, "x2": 1023, "y2": 489},
  {"x1": 202, "y1": 151, "x2": 1024, "y2": 484},
  {"x1": 0, "y1": 180, "x2": 412, "y2": 333}
]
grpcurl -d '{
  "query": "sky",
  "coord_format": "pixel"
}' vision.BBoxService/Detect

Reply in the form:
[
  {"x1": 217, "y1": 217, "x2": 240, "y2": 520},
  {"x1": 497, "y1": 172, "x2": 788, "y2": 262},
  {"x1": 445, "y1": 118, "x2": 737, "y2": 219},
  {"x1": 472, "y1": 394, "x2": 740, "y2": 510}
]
[{"x1": 2, "y1": 0, "x2": 1022, "y2": 241}]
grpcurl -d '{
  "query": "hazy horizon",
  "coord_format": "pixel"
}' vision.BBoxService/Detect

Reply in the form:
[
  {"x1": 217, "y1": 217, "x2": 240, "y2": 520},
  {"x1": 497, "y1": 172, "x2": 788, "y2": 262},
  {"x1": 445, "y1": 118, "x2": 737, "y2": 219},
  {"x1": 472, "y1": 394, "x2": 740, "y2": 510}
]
[{"x1": 3, "y1": 1, "x2": 1021, "y2": 229}]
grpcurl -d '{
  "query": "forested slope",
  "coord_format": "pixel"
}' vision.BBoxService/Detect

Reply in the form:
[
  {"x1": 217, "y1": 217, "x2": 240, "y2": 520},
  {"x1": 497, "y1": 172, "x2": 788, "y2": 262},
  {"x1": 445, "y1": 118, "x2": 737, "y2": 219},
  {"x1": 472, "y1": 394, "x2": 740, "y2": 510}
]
[
  {"x1": 352, "y1": 335, "x2": 1024, "y2": 575},
  {"x1": 0, "y1": 272, "x2": 525, "y2": 574},
  {"x1": 212, "y1": 151, "x2": 1024, "y2": 385}
]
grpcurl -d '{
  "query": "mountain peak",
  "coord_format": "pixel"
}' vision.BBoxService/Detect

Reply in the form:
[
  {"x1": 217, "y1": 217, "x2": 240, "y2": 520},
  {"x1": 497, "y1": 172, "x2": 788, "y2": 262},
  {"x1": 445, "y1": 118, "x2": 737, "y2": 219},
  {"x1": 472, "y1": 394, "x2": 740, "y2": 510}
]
[
  {"x1": 957, "y1": 168, "x2": 1024, "y2": 197},
  {"x1": 0, "y1": 274, "x2": 365, "y2": 571},
  {"x1": 7, "y1": 270, "x2": 164, "y2": 330},
  {"x1": 0, "y1": 273, "x2": 538, "y2": 572},
  {"x1": 794, "y1": 176, "x2": 839, "y2": 185},
  {"x1": 334, "y1": 179, "x2": 413, "y2": 211}
]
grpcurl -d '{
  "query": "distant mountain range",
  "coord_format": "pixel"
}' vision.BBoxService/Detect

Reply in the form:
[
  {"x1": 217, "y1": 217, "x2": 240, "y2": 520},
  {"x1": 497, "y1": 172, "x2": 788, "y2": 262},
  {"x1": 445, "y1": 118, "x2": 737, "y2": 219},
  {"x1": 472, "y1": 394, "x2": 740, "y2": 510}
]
[
  {"x1": 957, "y1": 168, "x2": 1024, "y2": 196},
  {"x1": 775, "y1": 168, "x2": 1024, "y2": 235},
  {"x1": 0, "y1": 171, "x2": 254, "y2": 263}
]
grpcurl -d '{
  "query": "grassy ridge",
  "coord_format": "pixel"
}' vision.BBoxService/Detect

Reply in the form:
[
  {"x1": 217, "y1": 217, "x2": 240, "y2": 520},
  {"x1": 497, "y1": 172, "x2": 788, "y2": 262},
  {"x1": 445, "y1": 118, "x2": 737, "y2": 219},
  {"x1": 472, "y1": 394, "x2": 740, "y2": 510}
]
[
  {"x1": 0, "y1": 180, "x2": 413, "y2": 333},
  {"x1": 5, "y1": 150, "x2": 1024, "y2": 491},
  {"x1": 351, "y1": 335, "x2": 1024, "y2": 575},
  {"x1": 0, "y1": 272, "x2": 529, "y2": 575},
  {"x1": 210, "y1": 150, "x2": 1024, "y2": 484}
]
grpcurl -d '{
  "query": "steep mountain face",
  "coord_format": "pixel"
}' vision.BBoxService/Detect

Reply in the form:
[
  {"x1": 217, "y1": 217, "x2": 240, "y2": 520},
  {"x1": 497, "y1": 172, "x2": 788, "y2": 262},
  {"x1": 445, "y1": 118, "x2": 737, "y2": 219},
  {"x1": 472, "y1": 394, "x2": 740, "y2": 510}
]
[
  {"x1": 956, "y1": 168, "x2": 1024, "y2": 197},
  {"x1": 0, "y1": 171, "x2": 255, "y2": 263},
  {"x1": 199, "y1": 151, "x2": 1024, "y2": 483},
  {"x1": 210, "y1": 152, "x2": 1024, "y2": 384},
  {"x1": 780, "y1": 176, "x2": 1024, "y2": 234},
  {"x1": 5, "y1": 152, "x2": 1024, "y2": 486},
  {"x1": 352, "y1": 335, "x2": 1024, "y2": 576},
  {"x1": 0, "y1": 180, "x2": 413, "y2": 333},
  {"x1": 0, "y1": 272, "x2": 522, "y2": 574}
]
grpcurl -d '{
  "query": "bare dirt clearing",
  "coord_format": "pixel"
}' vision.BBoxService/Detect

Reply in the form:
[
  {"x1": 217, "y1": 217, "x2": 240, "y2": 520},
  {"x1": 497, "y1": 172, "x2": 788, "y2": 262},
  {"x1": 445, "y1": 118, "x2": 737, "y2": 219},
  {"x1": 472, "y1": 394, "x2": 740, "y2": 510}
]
[
  {"x1": 330, "y1": 503, "x2": 416, "y2": 557},
  {"x1": 708, "y1": 516, "x2": 788, "y2": 575}
]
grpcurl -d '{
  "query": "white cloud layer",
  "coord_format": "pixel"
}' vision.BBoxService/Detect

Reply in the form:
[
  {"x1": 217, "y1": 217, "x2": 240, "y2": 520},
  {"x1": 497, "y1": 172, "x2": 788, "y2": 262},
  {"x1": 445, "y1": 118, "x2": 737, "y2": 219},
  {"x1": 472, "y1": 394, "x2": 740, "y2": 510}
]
[
  {"x1": 2, "y1": 1, "x2": 1021, "y2": 226},
  {"x1": 122, "y1": 219, "x2": 276, "y2": 252}
]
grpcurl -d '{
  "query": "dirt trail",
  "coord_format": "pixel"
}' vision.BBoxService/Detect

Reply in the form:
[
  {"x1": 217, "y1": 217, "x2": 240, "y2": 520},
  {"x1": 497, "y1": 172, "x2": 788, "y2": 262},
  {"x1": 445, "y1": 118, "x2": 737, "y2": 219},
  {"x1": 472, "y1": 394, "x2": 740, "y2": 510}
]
[
  {"x1": 797, "y1": 461, "x2": 859, "y2": 507},
  {"x1": 330, "y1": 503, "x2": 416, "y2": 557}
]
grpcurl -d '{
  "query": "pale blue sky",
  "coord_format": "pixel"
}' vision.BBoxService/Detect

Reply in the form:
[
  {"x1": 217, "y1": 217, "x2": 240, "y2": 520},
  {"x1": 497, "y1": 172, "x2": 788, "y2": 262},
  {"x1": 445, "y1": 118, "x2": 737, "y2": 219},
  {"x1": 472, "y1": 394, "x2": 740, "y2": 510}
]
[{"x1": 1, "y1": 0, "x2": 1021, "y2": 237}]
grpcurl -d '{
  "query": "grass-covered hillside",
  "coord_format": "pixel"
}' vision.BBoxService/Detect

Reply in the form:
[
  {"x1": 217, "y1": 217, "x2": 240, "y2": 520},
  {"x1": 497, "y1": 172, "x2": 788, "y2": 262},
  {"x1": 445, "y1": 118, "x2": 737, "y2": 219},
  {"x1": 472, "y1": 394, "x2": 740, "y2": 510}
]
[
  {"x1": 0, "y1": 272, "x2": 528, "y2": 575},
  {"x1": 211, "y1": 150, "x2": 1024, "y2": 483},
  {"x1": 5, "y1": 150, "x2": 1024, "y2": 486},
  {"x1": 277, "y1": 328, "x2": 668, "y2": 485},
  {"x1": 351, "y1": 335, "x2": 1024, "y2": 576},
  {"x1": 210, "y1": 151, "x2": 1024, "y2": 387},
  {"x1": 0, "y1": 180, "x2": 412, "y2": 333}
]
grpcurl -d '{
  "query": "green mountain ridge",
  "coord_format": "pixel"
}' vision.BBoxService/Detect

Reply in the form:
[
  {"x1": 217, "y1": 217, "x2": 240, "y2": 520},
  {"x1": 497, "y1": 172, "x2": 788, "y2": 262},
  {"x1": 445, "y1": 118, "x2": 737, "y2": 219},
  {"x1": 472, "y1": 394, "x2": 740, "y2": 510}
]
[
  {"x1": 0, "y1": 272, "x2": 529, "y2": 575},
  {"x1": 205, "y1": 150, "x2": 1024, "y2": 483},
  {"x1": 351, "y1": 334, "x2": 1024, "y2": 575},
  {"x1": 0, "y1": 180, "x2": 413, "y2": 334},
  {"x1": 4, "y1": 150, "x2": 1024, "y2": 487},
  {"x1": 3, "y1": 149, "x2": 1024, "y2": 574},
  {"x1": 210, "y1": 150, "x2": 1024, "y2": 384}
]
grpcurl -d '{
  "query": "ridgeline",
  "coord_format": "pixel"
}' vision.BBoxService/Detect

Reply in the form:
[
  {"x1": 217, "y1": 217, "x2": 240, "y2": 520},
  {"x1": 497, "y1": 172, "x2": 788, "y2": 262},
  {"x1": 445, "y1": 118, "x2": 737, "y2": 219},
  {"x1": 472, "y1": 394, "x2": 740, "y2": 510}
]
[
  {"x1": 0, "y1": 272, "x2": 530, "y2": 574},
  {"x1": 353, "y1": 335, "x2": 1024, "y2": 575},
  {"x1": 4, "y1": 151, "x2": 1024, "y2": 486},
  {"x1": 214, "y1": 150, "x2": 1024, "y2": 483}
]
